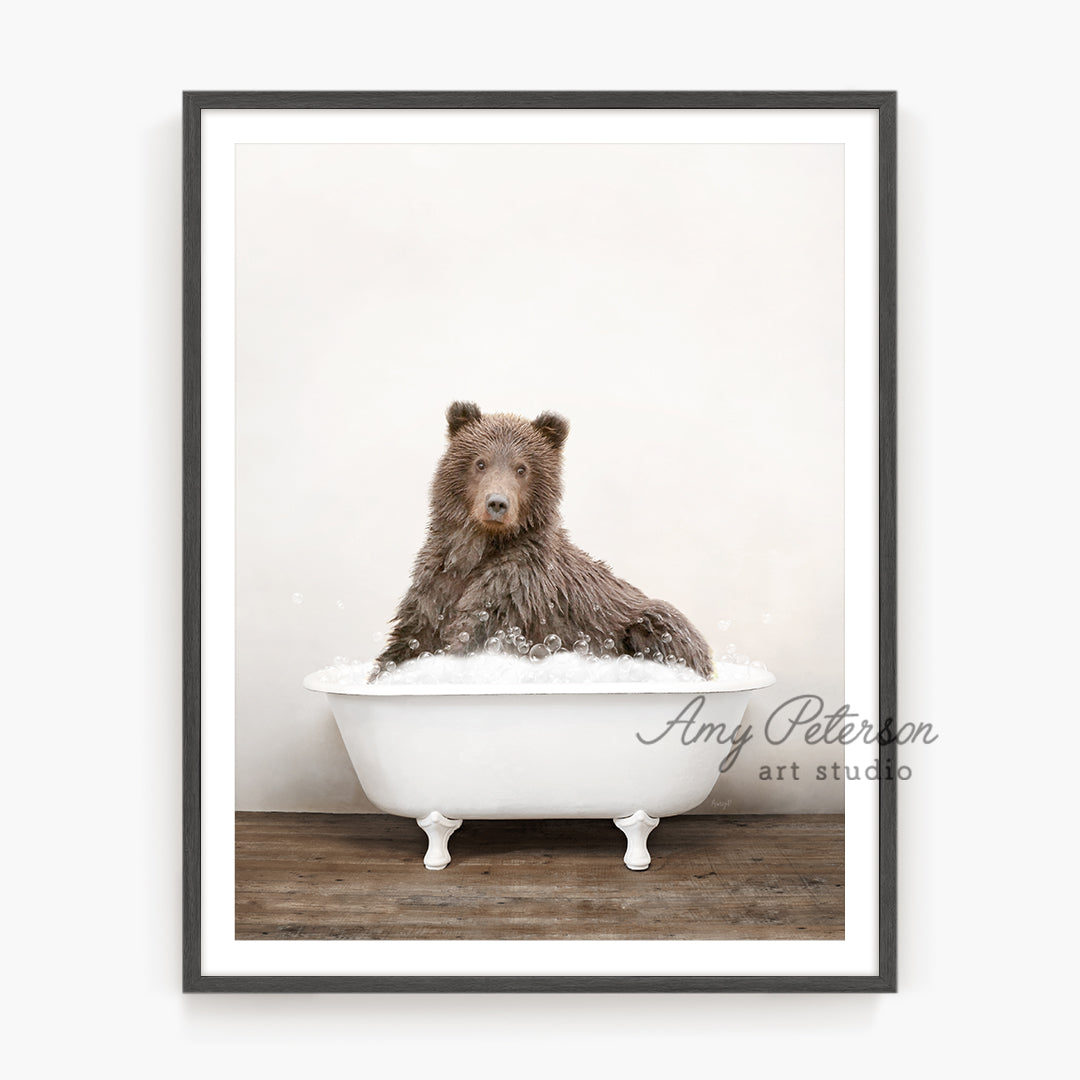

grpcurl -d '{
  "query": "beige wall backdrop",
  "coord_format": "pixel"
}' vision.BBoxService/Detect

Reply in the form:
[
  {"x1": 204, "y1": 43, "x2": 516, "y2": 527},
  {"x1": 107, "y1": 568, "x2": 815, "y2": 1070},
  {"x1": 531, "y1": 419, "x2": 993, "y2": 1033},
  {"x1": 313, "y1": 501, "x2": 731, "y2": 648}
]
[{"x1": 235, "y1": 142, "x2": 845, "y2": 813}]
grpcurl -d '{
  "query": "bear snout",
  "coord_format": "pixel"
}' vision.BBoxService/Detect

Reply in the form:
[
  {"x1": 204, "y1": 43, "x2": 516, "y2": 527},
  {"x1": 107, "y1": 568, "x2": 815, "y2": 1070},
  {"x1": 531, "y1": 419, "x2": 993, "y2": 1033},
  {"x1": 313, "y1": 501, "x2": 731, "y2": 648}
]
[{"x1": 484, "y1": 493, "x2": 510, "y2": 521}]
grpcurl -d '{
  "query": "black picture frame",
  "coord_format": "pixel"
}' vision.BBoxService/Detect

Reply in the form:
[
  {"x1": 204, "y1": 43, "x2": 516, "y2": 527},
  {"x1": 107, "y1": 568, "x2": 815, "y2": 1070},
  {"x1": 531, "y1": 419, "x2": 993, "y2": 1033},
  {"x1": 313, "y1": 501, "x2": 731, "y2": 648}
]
[{"x1": 182, "y1": 90, "x2": 897, "y2": 993}]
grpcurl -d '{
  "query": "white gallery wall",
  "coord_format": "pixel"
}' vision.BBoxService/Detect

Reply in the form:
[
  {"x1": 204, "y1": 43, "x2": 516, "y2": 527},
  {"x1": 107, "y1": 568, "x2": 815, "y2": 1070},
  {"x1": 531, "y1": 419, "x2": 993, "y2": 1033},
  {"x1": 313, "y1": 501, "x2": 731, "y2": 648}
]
[
  {"x1": 6, "y1": 0, "x2": 1077, "y2": 1074},
  {"x1": 234, "y1": 142, "x2": 846, "y2": 813}
]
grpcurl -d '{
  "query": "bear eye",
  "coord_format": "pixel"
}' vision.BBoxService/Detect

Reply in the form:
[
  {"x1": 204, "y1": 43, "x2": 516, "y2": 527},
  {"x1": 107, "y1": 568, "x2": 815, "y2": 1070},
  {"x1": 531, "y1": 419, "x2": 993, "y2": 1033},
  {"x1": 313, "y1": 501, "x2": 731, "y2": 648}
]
[
  {"x1": 476, "y1": 460, "x2": 485, "y2": 471},
  {"x1": 516, "y1": 465, "x2": 527, "y2": 476}
]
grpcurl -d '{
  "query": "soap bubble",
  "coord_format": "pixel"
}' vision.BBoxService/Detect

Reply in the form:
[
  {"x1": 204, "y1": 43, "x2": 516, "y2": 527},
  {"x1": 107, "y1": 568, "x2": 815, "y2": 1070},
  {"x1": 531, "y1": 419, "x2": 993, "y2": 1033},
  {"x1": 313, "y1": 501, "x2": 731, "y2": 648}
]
[
  {"x1": 660, "y1": 632, "x2": 673, "y2": 644},
  {"x1": 477, "y1": 610, "x2": 489, "y2": 622},
  {"x1": 418, "y1": 651, "x2": 433, "y2": 660},
  {"x1": 573, "y1": 639, "x2": 589, "y2": 657},
  {"x1": 436, "y1": 611, "x2": 445, "y2": 621},
  {"x1": 543, "y1": 634, "x2": 562, "y2": 652},
  {"x1": 517, "y1": 641, "x2": 529, "y2": 654},
  {"x1": 634, "y1": 652, "x2": 644, "y2": 661},
  {"x1": 529, "y1": 644, "x2": 550, "y2": 662},
  {"x1": 458, "y1": 631, "x2": 470, "y2": 644},
  {"x1": 484, "y1": 637, "x2": 503, "y2": 654},
  {"x1": 384, "y1": 660, "x2": 397, "y2": 672},
  {"x1": 593, "y1": 603, "x2": 601, "y2": 612},
  {"x1": 408, "y1": 639, "x2": 420, "y2": 651},
  {"x1": 291, "y1": 593, "x2": 304, "y2": 605}
]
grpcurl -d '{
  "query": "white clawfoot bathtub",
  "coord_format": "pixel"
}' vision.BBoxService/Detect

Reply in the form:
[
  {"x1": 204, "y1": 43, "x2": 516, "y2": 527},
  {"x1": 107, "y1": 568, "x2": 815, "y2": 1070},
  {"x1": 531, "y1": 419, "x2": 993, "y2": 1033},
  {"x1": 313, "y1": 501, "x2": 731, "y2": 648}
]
[{"x1": 303, "y1": 668, "x2": 774, "y2": 870}]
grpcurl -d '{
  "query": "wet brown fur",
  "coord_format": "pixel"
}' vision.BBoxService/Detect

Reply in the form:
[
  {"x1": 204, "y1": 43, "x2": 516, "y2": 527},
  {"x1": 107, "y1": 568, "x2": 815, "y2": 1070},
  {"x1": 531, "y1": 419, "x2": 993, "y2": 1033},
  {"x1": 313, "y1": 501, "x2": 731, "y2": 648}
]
[{"x1": 373, "y1": 402, "x2": 713, "y2": 678}]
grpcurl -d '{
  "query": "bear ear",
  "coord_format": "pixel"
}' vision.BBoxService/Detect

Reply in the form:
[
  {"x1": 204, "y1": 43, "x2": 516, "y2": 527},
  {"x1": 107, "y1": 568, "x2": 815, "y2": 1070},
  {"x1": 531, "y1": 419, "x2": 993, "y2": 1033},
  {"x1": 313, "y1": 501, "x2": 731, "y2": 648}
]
[
  {"x1": 446, "y1": 401, "x2": 482, "y2": 436},
  {"x1": 532, "y1": 411, "x2": 569, "y2": 450}
]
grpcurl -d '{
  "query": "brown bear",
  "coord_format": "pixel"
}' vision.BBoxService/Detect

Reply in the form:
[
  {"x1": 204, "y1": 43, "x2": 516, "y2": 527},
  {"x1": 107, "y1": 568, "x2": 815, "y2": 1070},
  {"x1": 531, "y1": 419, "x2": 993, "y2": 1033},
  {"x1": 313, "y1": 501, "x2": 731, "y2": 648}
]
[{"x1": 372, "y1": 401, "x2": 713, "y2": 678}]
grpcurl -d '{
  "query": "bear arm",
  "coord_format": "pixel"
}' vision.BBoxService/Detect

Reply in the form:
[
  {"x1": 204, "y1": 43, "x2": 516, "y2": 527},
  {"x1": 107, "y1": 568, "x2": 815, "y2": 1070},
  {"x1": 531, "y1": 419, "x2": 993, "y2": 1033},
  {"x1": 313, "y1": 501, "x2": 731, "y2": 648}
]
[
  {"x1": 623, "y1": 602, "x2": 713, "y2": 679},
  {"x1": 371, "y1": 590, "x2": 437, "y2": 673}
]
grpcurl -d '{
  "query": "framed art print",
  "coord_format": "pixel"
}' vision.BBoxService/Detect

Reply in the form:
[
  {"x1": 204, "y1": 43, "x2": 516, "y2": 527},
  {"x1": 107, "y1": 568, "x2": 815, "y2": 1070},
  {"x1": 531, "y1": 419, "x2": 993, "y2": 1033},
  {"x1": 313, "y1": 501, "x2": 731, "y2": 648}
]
[{"x1": 183, "y1": 91, "x2": 897, "y2": 992}]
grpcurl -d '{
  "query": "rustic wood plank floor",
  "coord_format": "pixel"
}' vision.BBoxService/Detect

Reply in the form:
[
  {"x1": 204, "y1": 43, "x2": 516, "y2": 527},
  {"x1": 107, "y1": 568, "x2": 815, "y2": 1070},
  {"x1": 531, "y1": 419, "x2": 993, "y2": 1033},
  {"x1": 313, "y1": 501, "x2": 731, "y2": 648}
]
[{"x1": 235, "y1": 812, "x2": 844, "y2": 941}]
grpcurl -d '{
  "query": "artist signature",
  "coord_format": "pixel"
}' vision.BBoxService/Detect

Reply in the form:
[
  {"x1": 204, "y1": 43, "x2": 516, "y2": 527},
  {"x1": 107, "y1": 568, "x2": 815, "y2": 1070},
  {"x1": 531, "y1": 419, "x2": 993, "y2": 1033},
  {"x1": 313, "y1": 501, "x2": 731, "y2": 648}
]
[{"x1": 636, "y1": 693, "x2": 937, "y2": 773}]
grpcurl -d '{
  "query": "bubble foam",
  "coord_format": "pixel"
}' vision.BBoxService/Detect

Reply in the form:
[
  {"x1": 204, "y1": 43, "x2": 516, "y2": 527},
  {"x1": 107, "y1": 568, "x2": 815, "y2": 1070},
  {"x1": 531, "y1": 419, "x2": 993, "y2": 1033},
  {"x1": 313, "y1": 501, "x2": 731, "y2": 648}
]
[{"x1": 306, "y1": 652, "x2": 767, "y2": 692}]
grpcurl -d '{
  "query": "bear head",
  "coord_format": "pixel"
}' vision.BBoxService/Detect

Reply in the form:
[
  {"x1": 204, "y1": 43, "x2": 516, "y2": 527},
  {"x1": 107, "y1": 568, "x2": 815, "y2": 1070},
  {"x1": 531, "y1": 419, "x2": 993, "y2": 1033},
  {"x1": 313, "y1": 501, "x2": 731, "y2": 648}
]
[{"x1": 431, "y1": 401, "x2": 570, "y2": 536}]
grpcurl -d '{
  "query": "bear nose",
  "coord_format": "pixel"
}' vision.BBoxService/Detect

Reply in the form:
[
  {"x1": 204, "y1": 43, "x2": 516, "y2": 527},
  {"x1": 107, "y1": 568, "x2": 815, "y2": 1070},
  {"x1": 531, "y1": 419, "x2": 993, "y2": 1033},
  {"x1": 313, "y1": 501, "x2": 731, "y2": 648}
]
[{"x1": 485, "y1": 494, "x2": 509, "y2": 521}]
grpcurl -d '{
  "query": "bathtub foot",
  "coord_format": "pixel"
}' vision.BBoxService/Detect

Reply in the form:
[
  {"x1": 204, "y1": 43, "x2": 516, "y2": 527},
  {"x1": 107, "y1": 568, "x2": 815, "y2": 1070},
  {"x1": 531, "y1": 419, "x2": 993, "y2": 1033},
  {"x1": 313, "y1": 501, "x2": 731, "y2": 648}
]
[
  {"x1": 614, "y1": 810, "x2": 660, "y2": 870},
  {"x1": 417, "y1": 811, "x2": 462, "y2": 870}
]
